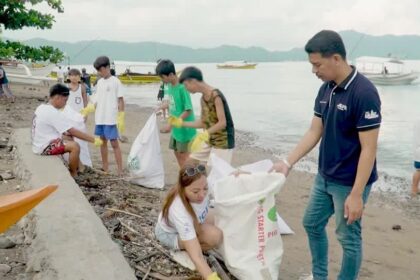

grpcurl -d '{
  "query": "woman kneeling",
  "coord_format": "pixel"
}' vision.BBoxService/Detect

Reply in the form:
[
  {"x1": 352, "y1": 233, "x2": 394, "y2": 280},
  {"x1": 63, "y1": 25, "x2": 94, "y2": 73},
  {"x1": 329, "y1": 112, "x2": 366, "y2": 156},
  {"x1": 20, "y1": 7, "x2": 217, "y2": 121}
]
[{"x1": 155, "y1": 161, "x2": 222, "y2": 280}]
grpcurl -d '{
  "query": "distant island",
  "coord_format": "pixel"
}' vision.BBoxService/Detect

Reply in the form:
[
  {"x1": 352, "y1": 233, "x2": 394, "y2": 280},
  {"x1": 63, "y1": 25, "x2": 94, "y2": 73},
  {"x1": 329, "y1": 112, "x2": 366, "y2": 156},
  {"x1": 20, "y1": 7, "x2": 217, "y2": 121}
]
[{"x1": 16, "y1": 30, "x2": 420, "y2": 64}]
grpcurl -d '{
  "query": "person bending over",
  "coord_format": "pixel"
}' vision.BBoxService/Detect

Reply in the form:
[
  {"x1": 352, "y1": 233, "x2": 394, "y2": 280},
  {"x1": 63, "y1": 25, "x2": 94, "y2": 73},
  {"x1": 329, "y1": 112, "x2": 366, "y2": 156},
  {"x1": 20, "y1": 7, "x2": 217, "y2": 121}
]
[{"x1": 155, "y1": 160, "x2": 222, "y2": 280}]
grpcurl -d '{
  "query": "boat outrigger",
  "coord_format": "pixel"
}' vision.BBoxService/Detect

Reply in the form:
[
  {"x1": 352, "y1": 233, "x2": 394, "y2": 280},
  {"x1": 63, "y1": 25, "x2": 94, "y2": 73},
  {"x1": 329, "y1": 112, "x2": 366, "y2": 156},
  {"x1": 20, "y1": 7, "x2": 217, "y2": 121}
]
[{"x1": 0, "y1": 185, "x2": 57, "y2": 233}]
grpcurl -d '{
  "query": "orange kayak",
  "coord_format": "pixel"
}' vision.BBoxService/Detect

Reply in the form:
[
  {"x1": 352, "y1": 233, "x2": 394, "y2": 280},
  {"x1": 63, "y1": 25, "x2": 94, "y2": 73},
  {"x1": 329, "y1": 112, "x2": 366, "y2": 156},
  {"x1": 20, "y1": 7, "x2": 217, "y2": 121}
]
[{"x1": 0, "y1": 185, "x2": 58, "y2": 233}]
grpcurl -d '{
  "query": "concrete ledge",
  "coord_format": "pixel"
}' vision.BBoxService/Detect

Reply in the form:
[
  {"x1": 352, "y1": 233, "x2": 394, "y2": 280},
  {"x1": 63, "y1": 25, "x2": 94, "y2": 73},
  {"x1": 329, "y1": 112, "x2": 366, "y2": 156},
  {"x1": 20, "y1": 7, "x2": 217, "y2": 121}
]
[{"x1": 12, "y1": 128, "x2": 136, "y2": 280}]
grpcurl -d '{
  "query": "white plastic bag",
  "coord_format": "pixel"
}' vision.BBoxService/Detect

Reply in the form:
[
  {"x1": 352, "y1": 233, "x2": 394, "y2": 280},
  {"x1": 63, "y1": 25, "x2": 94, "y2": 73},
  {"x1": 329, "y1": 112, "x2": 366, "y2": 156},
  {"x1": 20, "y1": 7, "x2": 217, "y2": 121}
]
[
  {"x1": 127, "y1": 113, "x2": 164, "y2": 189},
  {"x1": 61, "y1": 106, "x2": 92, "y2": 167},
  {"x1": 210, "y1": 155, "x2": 286, "y2": 280}
]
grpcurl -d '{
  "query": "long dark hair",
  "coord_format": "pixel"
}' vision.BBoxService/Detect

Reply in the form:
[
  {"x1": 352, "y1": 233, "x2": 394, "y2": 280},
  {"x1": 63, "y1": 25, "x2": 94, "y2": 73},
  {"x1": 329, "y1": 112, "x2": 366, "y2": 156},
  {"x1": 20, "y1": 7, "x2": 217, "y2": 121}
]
[{"x1": 161, "y1": 160, "x2": 207, "y2": 232}]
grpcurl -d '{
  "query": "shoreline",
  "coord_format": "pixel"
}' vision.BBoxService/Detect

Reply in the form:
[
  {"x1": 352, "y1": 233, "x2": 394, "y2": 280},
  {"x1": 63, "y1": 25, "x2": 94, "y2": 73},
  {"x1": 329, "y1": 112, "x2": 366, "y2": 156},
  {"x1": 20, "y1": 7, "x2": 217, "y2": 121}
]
[{"x1": 2, "y1": 84, "x2": 420, "y2": 279}]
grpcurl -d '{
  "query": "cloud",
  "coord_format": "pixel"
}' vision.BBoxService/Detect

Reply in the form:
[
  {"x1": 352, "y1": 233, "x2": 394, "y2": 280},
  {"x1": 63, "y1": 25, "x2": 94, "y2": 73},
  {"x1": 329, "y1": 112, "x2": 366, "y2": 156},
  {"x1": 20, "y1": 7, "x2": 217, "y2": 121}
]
[{"x1": 2, "y1": 0, "x2": 420, "y2": 50}]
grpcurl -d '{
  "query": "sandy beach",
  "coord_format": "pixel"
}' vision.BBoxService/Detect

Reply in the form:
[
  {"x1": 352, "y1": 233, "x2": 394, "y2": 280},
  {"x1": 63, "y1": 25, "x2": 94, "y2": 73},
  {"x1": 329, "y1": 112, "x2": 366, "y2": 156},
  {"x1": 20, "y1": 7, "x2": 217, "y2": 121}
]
[{"x1": 2, "y1": 84, "x2": 420, "y2": 279}]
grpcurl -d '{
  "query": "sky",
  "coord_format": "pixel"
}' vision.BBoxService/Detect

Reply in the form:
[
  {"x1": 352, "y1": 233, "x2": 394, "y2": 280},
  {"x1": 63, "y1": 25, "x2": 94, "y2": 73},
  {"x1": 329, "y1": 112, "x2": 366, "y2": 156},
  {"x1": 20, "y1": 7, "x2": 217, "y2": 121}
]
[{"x1": 2, "y1": 0, "x2": 420, "y2": 51}]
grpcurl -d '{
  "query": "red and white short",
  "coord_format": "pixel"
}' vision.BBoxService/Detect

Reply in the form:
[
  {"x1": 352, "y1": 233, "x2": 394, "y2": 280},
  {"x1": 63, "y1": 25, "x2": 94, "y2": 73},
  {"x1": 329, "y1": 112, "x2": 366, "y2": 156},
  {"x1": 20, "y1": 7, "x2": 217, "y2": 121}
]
[{"x1": 41, "y1": 138, "x2": 66, "y2": 155}]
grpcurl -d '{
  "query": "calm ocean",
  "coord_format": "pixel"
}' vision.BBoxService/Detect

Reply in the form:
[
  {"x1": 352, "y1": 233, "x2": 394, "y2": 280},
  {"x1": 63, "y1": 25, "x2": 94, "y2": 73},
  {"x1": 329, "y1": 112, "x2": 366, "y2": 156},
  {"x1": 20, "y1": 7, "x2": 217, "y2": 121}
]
[{"x1": 76, "y1": 61, "x2": 420, "y2": 196}]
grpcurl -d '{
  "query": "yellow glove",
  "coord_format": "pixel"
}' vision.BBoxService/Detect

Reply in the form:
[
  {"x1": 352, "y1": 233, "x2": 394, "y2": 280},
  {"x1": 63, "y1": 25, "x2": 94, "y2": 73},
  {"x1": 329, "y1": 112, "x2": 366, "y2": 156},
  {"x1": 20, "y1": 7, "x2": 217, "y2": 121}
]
[
  {"x1": 190, "y1": 131, "x2": 210, "y2": 152},
  {"x1": 207, "y1": 272, "x2": 221, "y2": 280},
  {"x1": 117, "y1": 111, "x2": 125, "y2": 134},
  {"x1": 94, "y1": 137, "x2": 103, "y2": 147},
  {"x1": 168, "y1": 115, "x2": 183, "y2": 128},
  {"x1": 80, "y1": 103, "x2": 95, "y2": 117}
]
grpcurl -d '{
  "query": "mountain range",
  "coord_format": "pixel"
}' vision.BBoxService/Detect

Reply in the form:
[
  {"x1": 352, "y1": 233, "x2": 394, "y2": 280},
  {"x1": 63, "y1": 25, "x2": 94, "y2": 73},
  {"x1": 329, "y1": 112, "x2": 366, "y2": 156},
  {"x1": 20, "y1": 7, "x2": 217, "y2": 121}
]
[{"x1": 12, "y1": 30, "x2": 420, "y2": 64}]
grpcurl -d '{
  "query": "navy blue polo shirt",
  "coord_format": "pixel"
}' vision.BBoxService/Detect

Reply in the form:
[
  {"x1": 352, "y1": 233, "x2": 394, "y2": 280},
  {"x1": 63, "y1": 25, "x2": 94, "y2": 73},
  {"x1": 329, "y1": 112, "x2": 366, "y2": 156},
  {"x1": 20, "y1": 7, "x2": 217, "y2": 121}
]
[{"x1": 314, "y1": 67, "x2": 381, "y2": 186}]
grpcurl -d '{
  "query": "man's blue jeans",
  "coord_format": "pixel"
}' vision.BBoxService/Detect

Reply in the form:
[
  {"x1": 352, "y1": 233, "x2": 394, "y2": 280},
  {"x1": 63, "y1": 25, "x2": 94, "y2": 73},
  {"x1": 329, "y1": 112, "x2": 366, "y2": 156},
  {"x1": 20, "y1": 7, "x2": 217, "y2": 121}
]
[{"x1": 302, "y1": 174, "x2": 371, "y2": 280}]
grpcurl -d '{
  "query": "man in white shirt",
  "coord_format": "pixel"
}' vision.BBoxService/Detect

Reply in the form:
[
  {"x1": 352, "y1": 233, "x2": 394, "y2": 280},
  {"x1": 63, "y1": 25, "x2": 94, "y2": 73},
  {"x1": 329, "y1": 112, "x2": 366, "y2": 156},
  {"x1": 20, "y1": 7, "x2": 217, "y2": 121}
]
[{"x1": 32, "y1": 84, "x2": 102, "y2": 177}]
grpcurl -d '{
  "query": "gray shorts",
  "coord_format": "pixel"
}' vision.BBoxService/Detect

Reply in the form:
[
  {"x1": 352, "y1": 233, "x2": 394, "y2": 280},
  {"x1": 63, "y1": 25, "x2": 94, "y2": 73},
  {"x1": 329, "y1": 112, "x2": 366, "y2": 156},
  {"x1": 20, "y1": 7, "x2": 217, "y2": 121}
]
[{"x1": 154, "y1": 223, "x2": 180, "y2": 250}]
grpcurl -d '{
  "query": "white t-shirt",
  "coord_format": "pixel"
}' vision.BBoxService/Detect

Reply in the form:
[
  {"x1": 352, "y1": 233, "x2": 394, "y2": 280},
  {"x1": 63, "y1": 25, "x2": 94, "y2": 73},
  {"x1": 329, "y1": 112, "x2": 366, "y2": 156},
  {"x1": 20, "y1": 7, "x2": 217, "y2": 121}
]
[
  {"x1": 93, "y1": 76, "x2": 123, "y2": 125},
  {"x1": 66, "y1": 84, "x2": 84, "y2": 113},
  {"x1": 31, "y1": 104, "x2": 73, "y2": 154},
  {"x1": 157, "y1": 195, "x2": 209, "y2": 241}
]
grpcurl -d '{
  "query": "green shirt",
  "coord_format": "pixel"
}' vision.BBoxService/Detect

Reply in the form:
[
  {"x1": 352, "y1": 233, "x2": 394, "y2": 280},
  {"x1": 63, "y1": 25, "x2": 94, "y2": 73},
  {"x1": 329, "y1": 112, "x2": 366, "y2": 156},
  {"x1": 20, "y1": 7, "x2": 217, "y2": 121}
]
[{"x1": 167, "y1": 83, "x2": 196, "y2": 142}]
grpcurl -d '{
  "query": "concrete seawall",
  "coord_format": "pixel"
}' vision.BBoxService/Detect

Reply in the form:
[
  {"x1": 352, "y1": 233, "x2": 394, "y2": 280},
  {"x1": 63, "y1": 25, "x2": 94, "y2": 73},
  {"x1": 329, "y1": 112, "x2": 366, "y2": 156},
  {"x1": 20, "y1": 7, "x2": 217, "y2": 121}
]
[{"x1": 11, "y1": 128, "x2": 136, "y2": 280}]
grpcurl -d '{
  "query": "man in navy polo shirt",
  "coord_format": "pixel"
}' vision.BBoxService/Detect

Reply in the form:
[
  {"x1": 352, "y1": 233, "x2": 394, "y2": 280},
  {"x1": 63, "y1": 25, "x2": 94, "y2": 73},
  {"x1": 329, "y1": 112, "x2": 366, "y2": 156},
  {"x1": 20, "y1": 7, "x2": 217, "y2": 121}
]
[{"x1": 272, "y1": 30, "x2": 381, "y2": 280}]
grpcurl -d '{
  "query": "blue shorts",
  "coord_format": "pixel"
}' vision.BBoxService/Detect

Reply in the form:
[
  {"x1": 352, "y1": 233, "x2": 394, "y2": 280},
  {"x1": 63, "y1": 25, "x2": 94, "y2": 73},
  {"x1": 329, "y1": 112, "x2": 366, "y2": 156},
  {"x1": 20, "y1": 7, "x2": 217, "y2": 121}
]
[
  {"x1": 414, "y1": 161, "x2": 420, "y2": 170},
  {"x1": 95, "y1": 125, "x2": 119, "y2": 140}
]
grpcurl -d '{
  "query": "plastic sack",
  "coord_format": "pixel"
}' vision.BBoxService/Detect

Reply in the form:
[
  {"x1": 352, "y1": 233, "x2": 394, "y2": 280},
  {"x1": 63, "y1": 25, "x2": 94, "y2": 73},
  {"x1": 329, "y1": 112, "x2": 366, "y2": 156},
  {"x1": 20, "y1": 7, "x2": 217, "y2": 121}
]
[
  {"x1": 127, "y1": 113, "x2": 164, "y2": 189},
  {"x1": 61, "y1": 106, "x2": 92, "y2": 167},
  {"x1": 211, "y1": 155, "x2": 285, "y2": 280}
]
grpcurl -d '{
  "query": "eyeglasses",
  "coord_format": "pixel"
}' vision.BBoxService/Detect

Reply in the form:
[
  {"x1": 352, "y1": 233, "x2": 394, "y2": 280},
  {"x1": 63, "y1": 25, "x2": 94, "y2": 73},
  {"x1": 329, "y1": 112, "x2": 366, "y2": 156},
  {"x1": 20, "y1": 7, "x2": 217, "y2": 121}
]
[{"x1": 184, "y1": 164, "x2": 206, "y2": 177}]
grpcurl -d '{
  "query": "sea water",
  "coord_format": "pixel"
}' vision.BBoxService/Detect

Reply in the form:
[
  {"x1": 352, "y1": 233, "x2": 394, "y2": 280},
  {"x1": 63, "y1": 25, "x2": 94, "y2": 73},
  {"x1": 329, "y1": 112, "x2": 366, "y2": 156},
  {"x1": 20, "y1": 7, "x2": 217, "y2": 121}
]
[{"x1": 76, "y1": 61, "x2": 420, "y2": 197}]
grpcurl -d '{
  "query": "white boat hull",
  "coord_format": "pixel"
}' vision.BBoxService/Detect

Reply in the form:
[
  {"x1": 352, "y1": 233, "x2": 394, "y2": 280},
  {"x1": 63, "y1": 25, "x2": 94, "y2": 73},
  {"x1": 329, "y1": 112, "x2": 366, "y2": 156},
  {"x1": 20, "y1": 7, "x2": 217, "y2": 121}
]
[
  {"x1": 4, "y1": 64, "x2": 55, "y2": 77},
  {"x1": 363, "y1": 72, "x2": 419, "y2": 86},
  {"x1": 8, "y1": 73, "x2": 57, "y2": 87}
]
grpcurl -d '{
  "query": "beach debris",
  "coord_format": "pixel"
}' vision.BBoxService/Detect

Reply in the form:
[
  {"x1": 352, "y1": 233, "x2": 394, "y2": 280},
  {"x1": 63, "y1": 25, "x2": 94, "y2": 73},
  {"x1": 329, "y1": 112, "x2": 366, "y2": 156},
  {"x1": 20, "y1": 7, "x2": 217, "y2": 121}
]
[
  {"x1": 119, "y1": 135, "x2": 128, "y2": 143},
  {"x1": 0, "y1": 264, "x2": 12, "y2": 275},
  {"x1": 0, "y1": 237, "x2": 16, "y2": 249},
  {"x1": 0, "y1": 170, "x2": 15, "y2": 181},
  {"x1": 74, "y1": 171, "x2": 237, "y2": 279},
  {"x1": 392, "y1": 224, "x2": 402, "y2": 231},
  {"x1": 208, "y1": 253, "x2": 231, "y2": 280},
  {"x1": 0, "y1": 138, "x2": 8, "y2": 148}
]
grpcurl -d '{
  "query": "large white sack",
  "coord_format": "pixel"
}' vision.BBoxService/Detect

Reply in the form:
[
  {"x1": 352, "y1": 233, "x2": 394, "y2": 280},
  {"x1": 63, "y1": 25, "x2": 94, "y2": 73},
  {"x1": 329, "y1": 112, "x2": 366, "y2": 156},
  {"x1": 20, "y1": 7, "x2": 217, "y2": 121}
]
[
  {"x1": 213, "y1": 172, "x2": 285, "y2": 280},
  {"x1": 61, "y1": 106, "x2": 92, "y2": 167},
  {"x1": 127, "y1": 113, "x2": 164, "y2": 189},
  {"x1": 208, "y1": 154, "x2": 294, "y2": 234}
]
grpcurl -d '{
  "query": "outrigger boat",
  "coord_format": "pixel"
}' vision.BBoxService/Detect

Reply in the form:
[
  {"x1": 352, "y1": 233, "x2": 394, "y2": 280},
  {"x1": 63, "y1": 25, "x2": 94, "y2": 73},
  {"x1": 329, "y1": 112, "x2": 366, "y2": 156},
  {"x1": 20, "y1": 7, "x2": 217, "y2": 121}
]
[
  {"x1": 0, "y1": 185, "x2": 57, "y2": 233},
  {"x1": 217, "y1": 60, "x2": 257, "y2": 69},
  {"x1": 356, "y1": 56, "x2": 419, "y2": 86},
  {"x1": 1, "y1": 60, "x2": 56, "y2": 77},
  {"x1": 1, "y1": 60, "x2": 57, "y2": 87},
  {"x1": 87, "y1": 61, "x2": 161, "y2": 85}
]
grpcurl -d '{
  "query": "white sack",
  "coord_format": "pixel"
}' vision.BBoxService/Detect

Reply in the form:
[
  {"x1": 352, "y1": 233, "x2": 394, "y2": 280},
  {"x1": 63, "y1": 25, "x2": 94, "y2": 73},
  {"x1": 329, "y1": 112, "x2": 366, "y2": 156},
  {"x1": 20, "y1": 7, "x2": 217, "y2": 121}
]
[
  {"x1": 62, "y1": 106, "x2": 92, "y2": 167},
  {"x1": 127, "y1": 113, "x2": 164, "y2": 189},
  {"x1": 213, "y1": 172, "x2": 285, "y2": 280}
]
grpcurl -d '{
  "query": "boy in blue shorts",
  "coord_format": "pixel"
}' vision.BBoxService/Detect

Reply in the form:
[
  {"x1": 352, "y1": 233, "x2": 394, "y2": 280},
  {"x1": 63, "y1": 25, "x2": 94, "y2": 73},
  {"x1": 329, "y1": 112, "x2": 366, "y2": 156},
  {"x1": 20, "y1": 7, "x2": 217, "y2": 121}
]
[
  {"x1": 84, "y1": 56, "x2": 125, "y2": 175},
  {"x1": 156, "y1": 59, "x2": 196, "y2": 167}
]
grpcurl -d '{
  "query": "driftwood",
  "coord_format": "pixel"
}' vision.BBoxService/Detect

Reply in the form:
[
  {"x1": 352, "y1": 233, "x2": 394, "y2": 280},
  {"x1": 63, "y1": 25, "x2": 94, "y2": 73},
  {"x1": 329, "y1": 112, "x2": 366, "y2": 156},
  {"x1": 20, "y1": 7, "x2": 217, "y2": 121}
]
[
  {"x1": 207, "y1": 254, "x2": 231, "y2": 280},
  {"x1": 118, "y1": 218, "x2": 173, "y2": 260},
  {"x1": 113, "y1": 208, "x2": 232, "y2": 279},
  {"x1": 141, "y1": 265, "x2": 152, "y2": 280},
  {"x1": 136, "y1": 265, "x2": 186, "y2": 280},
  {"x1": 107, "y1": 207, "x2": 143, "y2": 219}
]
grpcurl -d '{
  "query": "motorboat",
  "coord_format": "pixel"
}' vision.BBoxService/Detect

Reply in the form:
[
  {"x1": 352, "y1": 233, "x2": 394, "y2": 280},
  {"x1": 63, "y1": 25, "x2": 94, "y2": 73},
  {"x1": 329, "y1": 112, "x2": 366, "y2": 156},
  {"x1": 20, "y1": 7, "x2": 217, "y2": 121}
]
[
  {"x1": 216, "y1": 60, "x2": 257, "y2": 69},
  {"x1": 89, "y1": 60, "x2": 161, "y2": 85},
  {"x1": 355, "y1": 56, "x2": 419, "y2": 86},
  {"x1": 1, "y1": 60, "x2": 55, "y2": 77}
]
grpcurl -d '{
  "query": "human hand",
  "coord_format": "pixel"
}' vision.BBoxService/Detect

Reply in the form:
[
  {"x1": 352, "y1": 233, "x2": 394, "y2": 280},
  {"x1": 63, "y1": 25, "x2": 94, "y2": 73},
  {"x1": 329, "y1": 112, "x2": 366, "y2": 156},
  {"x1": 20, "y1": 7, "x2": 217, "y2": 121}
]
[
  {"x1": 117, "y1": 111, "x2": 125, "y2": 133},
  {"x1": 168, "y1": 116, "x2": 183, "y2": 128},
  {"x1": 94, "y1": 137, "x2": 103, "y2": 147},
  {"x1": 80, "y1": 103, "x2": 95, "y2": 117},
  {"x1": 206, "y1": 272, "x2": 221, "y2": 280},
  {"x1": 269, "y1": 160, "x2": 291, "y2": 176},
  {"x1": 190, "y1": 131, "x2": 210, "y2": 152},
  {"x1": 344, "y1": 193, "x2": 364, "y2": 225}
]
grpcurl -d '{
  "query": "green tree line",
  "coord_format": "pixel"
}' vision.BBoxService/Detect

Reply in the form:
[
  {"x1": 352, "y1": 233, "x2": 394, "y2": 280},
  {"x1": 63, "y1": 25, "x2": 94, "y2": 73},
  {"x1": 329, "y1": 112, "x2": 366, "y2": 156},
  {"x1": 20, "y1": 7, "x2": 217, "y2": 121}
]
[{"x1": 0, "y1": 0, "x2": 65, "y2": 63}]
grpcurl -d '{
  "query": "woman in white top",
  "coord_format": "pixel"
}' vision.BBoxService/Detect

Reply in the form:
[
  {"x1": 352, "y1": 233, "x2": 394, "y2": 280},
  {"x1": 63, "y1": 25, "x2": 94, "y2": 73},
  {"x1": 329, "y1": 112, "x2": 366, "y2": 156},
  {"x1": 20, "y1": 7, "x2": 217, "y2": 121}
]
[
  {"x1": 155, "y1": 160, "x2": 222, "y2": 280},
  {"x1": 67, "y1": 68, "x2": 88, "y2": 113}
]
